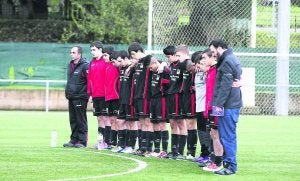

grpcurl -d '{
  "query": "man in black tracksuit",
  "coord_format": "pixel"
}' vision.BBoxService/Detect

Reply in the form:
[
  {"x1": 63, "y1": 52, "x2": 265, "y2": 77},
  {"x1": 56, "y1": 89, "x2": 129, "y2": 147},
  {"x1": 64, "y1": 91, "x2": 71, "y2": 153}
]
[{"x1": 64, "y1": 46, "x2": 89, "y2": 148}]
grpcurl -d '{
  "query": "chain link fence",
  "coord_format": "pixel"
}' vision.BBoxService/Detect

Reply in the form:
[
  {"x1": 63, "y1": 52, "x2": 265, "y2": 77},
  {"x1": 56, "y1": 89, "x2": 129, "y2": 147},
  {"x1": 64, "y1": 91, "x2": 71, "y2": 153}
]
[{"x1": 150, "y1": 0, "x2": 300, "y2": 115}]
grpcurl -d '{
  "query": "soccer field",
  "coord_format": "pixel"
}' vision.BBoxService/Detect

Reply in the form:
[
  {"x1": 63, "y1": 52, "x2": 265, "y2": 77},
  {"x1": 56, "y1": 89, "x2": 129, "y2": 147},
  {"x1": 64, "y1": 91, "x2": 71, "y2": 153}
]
[{"x1": 0, "y1": 111, "x2": 299, "y2": 181}]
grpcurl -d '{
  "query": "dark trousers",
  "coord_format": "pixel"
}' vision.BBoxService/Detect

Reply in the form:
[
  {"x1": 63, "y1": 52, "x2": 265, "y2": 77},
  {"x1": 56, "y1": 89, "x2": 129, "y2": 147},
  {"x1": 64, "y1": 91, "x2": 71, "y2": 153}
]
[{"x1": 68, "y1": 99, "x2": 88, "y2": 146}]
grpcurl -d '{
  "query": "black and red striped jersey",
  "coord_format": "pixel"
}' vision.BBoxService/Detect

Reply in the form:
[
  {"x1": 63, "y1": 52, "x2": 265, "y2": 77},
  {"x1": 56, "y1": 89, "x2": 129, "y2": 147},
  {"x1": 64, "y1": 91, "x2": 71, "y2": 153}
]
[
  {"x1": 133, "y1": 55, "x2": 152, "y2": 99},
  {"x1": 150, "y1": 71, "x2": 170, "y2": 98},
  {"x1": 180, "y1": 59, "x2": 195, "y2": 94},
  {"x1": 166, "y1": 61, "x2": 184, "y2": 95},
  {"x1": 119, "y1": 66, "x2": 134, "y2": 105}
]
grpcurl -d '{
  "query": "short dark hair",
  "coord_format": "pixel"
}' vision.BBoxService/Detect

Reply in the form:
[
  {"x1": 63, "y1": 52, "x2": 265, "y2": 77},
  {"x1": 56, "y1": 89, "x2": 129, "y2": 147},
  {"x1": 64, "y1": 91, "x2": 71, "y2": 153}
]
[
  {"x1": 74, "y1": 46, "x2": 83, "y2": 54},
  {"x1": 90, "y1": 41, "x2": 104, "y2": 49},
  {"x1": 209, "y1": 39, "x2": 228, "y2": 49},
  {"x1": 191, "y1": 50, "x2": 203, "y2": 63},
  {"x1": 128, "y1": 42, "x2": 144, "y2": 53},
  {"x1": 163, "y1": 45, "x2": 176, "y2": 56},
  {"x1": 118, "y1": 50, "x2": 130, "y2": 59},
  {"x1": 202, "y1": 48, "x2": 214, "y2": 58},
  {"x1": 102, "y1": 45, "x2": 114, "y2": 55},
  {"x1": 111, "y1": 50, "x2": 119, "y2": 60}
]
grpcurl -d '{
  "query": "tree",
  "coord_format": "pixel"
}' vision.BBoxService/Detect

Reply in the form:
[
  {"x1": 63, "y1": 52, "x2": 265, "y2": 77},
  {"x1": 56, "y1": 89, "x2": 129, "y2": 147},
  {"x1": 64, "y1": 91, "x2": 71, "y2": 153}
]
[
  {"x1": 152, "y1": 0, "x2": 252, "y2": 47},
  {"x1": 62, "y1": 0, "x2": 148, "y2": 44}
]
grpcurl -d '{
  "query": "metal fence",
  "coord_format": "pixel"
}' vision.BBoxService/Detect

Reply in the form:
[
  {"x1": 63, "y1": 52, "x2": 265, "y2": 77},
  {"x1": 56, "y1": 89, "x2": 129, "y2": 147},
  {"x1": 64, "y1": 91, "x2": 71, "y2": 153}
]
[
  {"x1": 0, "y1": 79, "x2": 66, "y2": 112},
  {"x1": 148, "y1": 0, "x2": 300, "y2": 115}
]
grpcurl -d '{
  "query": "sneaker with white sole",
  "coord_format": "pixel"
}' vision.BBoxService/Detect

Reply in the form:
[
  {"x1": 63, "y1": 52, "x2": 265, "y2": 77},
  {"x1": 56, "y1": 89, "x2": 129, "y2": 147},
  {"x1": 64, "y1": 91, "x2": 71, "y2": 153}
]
[
  {"x1": 63, "y1": 141, "x2": 76, "y2": 147},
  {"x1": 111, "y1": 146, "x2": 124, "y2": 152},
  {"x1": 121, "y1": 147, "x2": 134, "y2": 154},
  {"x1": 214, "y1": 167, "x2": 235, "y2": 175},
  {"x1": 185, "y1": 154, "x2": 195, "y2": 160},
  {"x1": 157, "y1": 151, "x2": 167, "y2": 158},
  {"x1": 149, "y1": 152, "x2": 159, "y2": 157},
  {"x1": 97, "y1": 141, "x2": 108, "y2": 150},
  {"x1": 203, "y1": 162, "x2": 223, "y2": 172}
]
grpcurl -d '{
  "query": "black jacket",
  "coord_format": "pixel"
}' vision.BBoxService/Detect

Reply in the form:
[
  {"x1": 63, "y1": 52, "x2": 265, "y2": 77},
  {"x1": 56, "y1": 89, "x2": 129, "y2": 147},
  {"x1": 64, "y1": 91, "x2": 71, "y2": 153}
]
[{"x1": 65, "y1": 58, "x2": 89, "y2": 100}]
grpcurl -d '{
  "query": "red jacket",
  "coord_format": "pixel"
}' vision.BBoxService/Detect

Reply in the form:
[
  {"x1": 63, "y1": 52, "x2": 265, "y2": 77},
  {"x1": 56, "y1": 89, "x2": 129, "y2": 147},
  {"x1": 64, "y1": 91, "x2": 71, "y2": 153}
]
[
  {"x1": 87, "y1": 58, "x2": 106, "y2": 98},
  {"x1": 105, "y1": 62, "x2": 120, "y2": 101},
  {"x1": 204, "y1": 65, "x2": 217, "y2": 118}
]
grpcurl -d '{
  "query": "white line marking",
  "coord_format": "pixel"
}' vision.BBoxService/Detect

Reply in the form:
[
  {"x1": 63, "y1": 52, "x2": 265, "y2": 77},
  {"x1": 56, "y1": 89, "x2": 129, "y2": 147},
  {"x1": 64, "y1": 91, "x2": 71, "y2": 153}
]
[{"x1": 49, "y1": 151, "x2": 147, "y2": 181}]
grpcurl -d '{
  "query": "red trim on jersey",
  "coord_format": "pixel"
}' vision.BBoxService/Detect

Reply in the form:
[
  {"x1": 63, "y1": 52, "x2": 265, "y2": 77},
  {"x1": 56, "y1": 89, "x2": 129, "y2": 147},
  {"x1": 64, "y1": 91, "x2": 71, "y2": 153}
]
[
  {"x1": 175, "y1": 93, "x2": 179, "y2": 116},
  {"x1": 130, "y1": 78, "x2": 135, "y2": 105},
  {"x1": 130, "y1": 105, "x2": 135, "y2": 118},
  {"x1": 70, "y1": 62, "x2": 75, "y2": 74},
  {"x1": 160, "y1": 78, "x2": 170, "y2": 96},
  {"x1": 191, "y1": 93, "x2": 195, "y2": 116},
  {"x1": 190, "y1": 73, "x2": 195, "y2": 93},
  {"x1": 161, "y1": 97, "x2": 166, "y2": 119},
  {"x1": 143, "y1": 68, "x2": 151, "y2": 99},
  {"x1": 143, "y1": 99, "x2": 148, "y2": 115}
]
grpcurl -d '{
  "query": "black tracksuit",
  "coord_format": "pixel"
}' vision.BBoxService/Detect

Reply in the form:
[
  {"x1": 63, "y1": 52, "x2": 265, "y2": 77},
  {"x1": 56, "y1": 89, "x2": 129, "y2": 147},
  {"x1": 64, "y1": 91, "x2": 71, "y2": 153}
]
[{"x1": 65, "y1": 58, "x2": 89, "y2": 146}]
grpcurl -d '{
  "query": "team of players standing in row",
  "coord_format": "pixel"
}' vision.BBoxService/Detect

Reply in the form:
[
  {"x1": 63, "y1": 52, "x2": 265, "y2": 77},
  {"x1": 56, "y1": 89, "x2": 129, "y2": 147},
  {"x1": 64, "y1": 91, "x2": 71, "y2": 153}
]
[{"x1": 64, "y1": 39, "x2": 242, "y2": 175}]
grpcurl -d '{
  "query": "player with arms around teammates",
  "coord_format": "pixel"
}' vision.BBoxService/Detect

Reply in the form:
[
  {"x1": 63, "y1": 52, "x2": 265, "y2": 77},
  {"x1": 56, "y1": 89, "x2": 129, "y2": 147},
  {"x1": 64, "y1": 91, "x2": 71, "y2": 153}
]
[
  {"x1": 112, "y1": 50, "x2": 139, "y2": 154},
  {"x1": 163, "y1": 45, "x2": 186, "y2": 159},
  {"x1": 148, "y1": 57, "x2": 170, "y2": 158},
  {"x1": 175, "y1": 45, "x2": 198, "y2": 160},
  {"x1": 127, "y1": 42, "x2": 154, "y2": 156}
]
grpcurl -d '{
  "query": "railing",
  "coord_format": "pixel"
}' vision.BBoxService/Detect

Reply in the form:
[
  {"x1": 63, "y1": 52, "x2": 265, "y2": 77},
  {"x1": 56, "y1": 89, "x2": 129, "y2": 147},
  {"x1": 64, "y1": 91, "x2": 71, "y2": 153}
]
[{"x1": 0, "y1": 79, "x2": 66, "y2": 112}]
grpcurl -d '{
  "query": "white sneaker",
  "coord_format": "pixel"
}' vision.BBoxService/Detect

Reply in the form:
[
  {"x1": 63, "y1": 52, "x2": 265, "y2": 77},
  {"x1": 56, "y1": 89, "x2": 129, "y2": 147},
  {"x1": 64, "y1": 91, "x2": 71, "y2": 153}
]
[
  {"x1": 121, "y1": 147, "x2": 133, "y2": 154},
  {"x1": 97, "y1": 141, "x2": 108, "y2": 150},
  {"x1": 111, "y1": 146, "x2": 124, "y2": 153},
  {"x1": 150, "y1": 152, "x2": 159, "y2": 157},
  {"x1": 203, "y1": 163, "x2": 223, "y2": 172},
  {"x1": 185, "y1": 154, "x2": 195, "y2": 160}
]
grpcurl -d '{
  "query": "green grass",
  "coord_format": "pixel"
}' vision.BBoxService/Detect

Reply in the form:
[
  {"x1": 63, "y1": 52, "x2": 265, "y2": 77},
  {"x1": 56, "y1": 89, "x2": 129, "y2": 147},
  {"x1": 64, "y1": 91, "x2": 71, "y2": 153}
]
[
  {"x1": 0, "y1": 111, "x2": 300, "y2": 181},
  {"x1": 257, "y1": 5, "x2": 300, "y2": 28}
]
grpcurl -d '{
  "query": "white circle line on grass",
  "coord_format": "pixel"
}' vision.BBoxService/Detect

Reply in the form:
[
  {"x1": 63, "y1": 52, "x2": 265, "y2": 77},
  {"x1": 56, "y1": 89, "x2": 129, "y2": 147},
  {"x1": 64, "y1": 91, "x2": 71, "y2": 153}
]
[{"x1": 48, "y1": 151, "x2": 147, "y2": 181}]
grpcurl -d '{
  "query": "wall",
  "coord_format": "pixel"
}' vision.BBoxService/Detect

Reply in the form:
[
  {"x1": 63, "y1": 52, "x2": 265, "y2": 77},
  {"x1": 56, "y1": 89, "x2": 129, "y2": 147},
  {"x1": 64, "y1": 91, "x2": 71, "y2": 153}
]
[{"x1": 1, "y1": 89, "x2": 299, "y2": 115}]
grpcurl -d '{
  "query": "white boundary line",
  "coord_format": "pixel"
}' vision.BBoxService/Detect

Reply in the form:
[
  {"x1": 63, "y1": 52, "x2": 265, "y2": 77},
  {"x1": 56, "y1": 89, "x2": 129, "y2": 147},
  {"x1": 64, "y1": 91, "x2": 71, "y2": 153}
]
[{"x1": 49, "y1": 151, "x2": 147, "y2": 181}]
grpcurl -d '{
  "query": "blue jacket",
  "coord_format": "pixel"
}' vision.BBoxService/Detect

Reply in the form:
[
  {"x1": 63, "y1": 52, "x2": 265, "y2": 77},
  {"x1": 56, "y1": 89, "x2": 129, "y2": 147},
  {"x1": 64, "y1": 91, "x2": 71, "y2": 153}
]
[{"x1": 212, "y1": 49, "x2": 243, "y2": 109}]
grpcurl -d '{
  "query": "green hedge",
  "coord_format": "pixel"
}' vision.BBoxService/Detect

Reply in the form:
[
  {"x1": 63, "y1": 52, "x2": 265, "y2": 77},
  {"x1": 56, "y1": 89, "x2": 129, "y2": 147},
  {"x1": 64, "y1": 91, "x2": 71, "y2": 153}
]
[{"x1": 0, "y1": 19, "x2": 70, "y2": 42}]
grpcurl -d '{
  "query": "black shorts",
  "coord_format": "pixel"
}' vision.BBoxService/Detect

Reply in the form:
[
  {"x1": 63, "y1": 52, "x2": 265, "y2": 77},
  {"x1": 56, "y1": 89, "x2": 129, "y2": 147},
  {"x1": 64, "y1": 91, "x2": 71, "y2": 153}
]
[
  {"x1": 166, "y1": 93, "x2": 182, "y2": 120},
  {"x1": 150, "y1": 97, "x2": 167, "y2": 124},
  {"x1": 118, "y1": 104, "x2": 137, "y2": 121},
  {"x1": 105, "y1": 99, "x2": 119, "y2": 116},
  {"x1": 181, "y1": 93, "x2": 196, "y2": 118},
  {"x1": 134, "y1": 98, "x2": 150, "y2": 118},
  {"x1": 92, "y1": 97, "x2": 106, "y2": 116}
]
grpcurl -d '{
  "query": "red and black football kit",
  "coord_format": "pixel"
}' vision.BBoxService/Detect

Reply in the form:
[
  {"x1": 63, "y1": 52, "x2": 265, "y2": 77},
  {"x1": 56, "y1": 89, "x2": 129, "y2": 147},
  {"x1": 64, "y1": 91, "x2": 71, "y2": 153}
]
[
  {"x1": 180, "y1": 59, "x2": 196, "y2": 119},
  {"x1": 118, "y1": 66, "x2": 136, "y2": 121},
  {"x1": 133, "y1": 55, "x2": 152, "y2": 118},
  {"x1": 87, "y1": 58, "x2": 107, "y2": 116},
  {"x1": 149, "y1": 70, "x2": 170, "y2": 123},
  {"x1": 166, "y1": 60, "x2": 184, "y2": 120}
]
